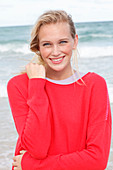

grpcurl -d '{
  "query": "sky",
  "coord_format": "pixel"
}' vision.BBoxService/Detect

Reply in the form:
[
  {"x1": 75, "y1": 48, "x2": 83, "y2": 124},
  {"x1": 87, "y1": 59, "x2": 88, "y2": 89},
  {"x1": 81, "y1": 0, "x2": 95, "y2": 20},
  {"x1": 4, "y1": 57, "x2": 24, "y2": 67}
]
[{"x1": 0, "y1": 0, "x2": 113, "y2": 27}]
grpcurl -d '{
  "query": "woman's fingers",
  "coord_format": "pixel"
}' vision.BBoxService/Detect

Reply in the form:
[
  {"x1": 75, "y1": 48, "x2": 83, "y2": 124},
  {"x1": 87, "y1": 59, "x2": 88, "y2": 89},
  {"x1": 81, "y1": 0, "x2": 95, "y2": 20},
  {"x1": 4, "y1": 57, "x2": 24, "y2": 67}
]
[
  {"x1": 12, "y1": 156, "x2": 18, "y2": 167},
  {"x1": 12, "y1": 161, "x2": 17, "y2": 167},
  {"x1": 14, "y1": 167, "x2": 20, "y2": 170},
  {"x1": 13, "y1": 156, "x2": 17, "y2": 161},
  {"x1": 12, "y1": 155, "x2": 22, "y2": 170},
  {"x1": 25, "y1": 62, "x2": 46, "y2": 79},
  {"x1": 14, "y1": 168, "x2": 17, "y2": 170}
]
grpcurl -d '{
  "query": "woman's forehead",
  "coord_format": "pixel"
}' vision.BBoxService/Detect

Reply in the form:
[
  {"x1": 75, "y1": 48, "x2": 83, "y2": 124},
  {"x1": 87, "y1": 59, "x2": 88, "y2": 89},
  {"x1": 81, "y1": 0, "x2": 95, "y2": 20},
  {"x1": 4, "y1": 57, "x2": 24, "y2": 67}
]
[{"x1": 38, "y1": 22, "x2": 71, "y2": 40}]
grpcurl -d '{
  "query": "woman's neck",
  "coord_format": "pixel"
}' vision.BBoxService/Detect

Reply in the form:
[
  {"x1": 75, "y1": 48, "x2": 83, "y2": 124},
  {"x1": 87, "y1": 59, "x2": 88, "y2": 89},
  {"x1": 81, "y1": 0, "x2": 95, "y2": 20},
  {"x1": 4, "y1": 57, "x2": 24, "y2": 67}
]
[{"x1": 46, "y1": 66, "x2": 75, "y2": 80}]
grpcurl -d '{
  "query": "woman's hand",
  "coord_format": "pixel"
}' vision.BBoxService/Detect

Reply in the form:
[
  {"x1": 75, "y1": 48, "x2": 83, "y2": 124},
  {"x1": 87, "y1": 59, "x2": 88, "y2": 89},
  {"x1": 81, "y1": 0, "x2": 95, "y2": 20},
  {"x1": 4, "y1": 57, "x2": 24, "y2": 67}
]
[
  {"x1": 26, "y1": 62, "x2": 46, "y2": 79},
  {"x1": 12, "y1": 150, "x2": 26, "y2": 170}
]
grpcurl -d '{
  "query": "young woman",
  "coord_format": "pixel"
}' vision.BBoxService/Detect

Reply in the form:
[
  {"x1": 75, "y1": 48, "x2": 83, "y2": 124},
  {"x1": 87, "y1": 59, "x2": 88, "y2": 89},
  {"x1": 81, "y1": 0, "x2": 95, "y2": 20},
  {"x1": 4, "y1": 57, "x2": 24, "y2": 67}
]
[{"x1": 7, "y1": 10, "x2": 112, "y2": 170}]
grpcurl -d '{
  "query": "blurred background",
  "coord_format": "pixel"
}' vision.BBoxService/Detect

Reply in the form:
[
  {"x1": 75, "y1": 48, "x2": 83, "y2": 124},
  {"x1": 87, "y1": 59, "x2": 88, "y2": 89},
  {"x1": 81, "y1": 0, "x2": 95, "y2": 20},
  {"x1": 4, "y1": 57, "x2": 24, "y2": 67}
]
[{"x1": 0, "y1": 0, "x2": 113, "y2": 169}]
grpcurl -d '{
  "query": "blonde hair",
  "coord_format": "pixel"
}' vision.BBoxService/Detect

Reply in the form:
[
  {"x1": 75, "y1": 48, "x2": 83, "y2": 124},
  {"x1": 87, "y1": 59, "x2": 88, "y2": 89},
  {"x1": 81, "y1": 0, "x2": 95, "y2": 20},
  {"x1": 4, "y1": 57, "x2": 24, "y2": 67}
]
[
  {"x1": 23, "y1": 10, "x2": 84, "y2": 84},
  {"x1": 30, "y1": 10, "x2": 76, "y2": 53}
]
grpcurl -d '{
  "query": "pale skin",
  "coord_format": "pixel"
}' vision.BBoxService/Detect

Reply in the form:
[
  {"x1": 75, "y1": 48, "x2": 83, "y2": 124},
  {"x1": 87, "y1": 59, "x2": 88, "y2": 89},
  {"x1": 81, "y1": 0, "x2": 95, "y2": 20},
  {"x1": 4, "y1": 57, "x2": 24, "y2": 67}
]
[
  {"x1": 12, "y1": 151, "x2": 26, "y2": 170},
  {"x1": 12, "y1": 22, "x2": 78, "y2": 169}
]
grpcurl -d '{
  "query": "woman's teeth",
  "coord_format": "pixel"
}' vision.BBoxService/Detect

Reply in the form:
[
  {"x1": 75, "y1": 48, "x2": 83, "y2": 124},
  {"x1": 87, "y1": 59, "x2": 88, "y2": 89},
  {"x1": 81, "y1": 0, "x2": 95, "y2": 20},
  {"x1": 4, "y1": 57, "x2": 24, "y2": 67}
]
[{"x1": 51, "y1": 57, "x2": 64, "y2": 61}]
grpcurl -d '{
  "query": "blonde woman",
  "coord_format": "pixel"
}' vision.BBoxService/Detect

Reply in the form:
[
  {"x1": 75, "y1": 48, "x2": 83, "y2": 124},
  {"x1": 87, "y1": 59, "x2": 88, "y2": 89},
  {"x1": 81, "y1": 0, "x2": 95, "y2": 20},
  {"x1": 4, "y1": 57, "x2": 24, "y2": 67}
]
[{"x1": 7, "y1": 10, "x2": 111, "y2": 170}]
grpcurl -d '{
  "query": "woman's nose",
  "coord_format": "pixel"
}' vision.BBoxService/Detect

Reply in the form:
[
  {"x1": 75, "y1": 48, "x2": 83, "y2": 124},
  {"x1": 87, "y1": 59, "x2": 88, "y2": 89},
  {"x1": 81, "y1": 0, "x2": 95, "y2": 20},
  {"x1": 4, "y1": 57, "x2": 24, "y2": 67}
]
[{"x1": 51, "y1": 45, "x2": 60, "y2": 56}]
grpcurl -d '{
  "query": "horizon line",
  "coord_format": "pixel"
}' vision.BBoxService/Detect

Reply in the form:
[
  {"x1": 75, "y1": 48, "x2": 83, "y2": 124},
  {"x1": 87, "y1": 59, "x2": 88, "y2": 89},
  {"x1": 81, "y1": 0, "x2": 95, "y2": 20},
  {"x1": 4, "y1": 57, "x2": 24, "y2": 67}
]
[{"x1": 0, "y1": 20, "x2": 113, "y2": 28}]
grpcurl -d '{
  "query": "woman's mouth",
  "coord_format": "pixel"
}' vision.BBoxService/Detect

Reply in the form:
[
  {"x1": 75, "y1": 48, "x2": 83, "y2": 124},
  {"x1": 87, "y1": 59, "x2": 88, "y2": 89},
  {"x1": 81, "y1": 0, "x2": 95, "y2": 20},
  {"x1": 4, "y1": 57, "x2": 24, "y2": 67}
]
[{"x1": 49, "y1": 56, "x2": 65, "y2": 64}]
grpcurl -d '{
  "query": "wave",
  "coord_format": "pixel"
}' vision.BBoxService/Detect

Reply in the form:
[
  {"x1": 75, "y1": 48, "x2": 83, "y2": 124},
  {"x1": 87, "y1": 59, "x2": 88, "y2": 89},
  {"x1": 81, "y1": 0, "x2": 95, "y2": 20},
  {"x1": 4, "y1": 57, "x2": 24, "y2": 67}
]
[
  {"x1": 0, "y1": 82, "x2": 8, "y2": 98},
  {"x1": 78, "y1": 45, "x2": 113, "y2": 58},
  {"x1": 90, "y1": 34, "x2": 113, "y2": 38},
  {"x1": 0, "y1": 43, "x2": 113, "y2": 59},
  {"x1": 0, "y1": 43, "x2": 31, "y2": 54},
  {"x1": 79, "y1": 34, "x2": 113, "y2": 39}
]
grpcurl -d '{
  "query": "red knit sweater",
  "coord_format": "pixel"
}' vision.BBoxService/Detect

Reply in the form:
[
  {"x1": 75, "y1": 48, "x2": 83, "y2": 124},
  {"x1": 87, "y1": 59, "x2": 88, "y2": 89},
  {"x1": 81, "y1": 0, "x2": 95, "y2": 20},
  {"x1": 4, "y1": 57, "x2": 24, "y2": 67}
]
[{"x1": 7, "y1": 72, "x2": 112, "y2": 170}]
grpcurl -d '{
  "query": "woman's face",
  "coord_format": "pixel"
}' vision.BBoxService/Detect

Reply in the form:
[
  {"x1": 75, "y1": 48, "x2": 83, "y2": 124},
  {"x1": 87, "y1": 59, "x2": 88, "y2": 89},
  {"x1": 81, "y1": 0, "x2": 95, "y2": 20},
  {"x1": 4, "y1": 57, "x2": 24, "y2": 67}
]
[{"x1": 38, "y1": 22, "x2": 78, "y2": 75}]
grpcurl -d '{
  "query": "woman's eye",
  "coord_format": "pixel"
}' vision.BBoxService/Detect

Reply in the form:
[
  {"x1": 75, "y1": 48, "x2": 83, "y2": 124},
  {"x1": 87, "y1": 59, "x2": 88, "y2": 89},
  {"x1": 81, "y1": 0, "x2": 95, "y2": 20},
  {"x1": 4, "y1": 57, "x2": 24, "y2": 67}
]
[
  {"x1": 43, "y1": 43, "x2": 51, "y2": 46},
  {"x1": 60, "y1": 41, "x2": 68, "y2": 44}
]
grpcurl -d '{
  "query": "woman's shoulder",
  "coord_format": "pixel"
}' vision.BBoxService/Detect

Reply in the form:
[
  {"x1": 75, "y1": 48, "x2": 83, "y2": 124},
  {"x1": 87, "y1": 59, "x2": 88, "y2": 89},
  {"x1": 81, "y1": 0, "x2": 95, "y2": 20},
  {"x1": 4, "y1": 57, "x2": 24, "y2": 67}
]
[
  {"x1": 84, "y1": 72, "x2": 107, "y2": 88},
  {"x1": 84, "y1": 72, "x2": 106, "y2": 83}
]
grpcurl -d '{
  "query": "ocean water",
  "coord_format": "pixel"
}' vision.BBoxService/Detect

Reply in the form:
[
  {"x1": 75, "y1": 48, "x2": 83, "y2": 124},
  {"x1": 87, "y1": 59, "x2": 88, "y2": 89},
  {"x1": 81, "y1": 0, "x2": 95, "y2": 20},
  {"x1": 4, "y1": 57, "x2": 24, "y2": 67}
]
[
  {"x1": 0, "y1": 21, "x2": 113, "y2": 169},
  {"x1": 0, "y1": 21, "x2": 113, "y2": 101}
]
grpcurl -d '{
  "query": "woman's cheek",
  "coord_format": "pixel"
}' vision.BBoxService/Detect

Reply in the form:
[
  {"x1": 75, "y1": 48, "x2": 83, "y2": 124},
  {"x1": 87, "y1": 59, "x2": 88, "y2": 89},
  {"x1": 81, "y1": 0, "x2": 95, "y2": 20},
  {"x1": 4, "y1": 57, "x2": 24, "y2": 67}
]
[
  {"x1": 62, "y1": 45, "x2": 72, "y2": 54},
  {"x1": 41, "y1": 48, "x2": 51, "y2": 58}
]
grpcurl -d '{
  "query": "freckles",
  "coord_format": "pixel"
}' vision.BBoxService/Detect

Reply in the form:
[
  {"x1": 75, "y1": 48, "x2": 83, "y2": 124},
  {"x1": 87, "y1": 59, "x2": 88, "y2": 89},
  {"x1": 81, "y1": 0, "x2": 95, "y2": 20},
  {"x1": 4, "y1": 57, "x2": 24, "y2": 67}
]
[
  {"x1": 63, "y1": 45, "x2": 72, "y2": 53},
  {"x1": 41, "y1": 48, "x2": 51, "y2": 58}
]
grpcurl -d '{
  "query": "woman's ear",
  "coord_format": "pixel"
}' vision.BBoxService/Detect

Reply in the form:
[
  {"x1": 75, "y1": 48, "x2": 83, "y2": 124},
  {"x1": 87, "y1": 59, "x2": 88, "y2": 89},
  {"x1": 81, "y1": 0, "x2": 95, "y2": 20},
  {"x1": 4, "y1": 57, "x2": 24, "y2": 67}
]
[{"x1": 73, "y1": 34, "x2": 78, "y2": 49}]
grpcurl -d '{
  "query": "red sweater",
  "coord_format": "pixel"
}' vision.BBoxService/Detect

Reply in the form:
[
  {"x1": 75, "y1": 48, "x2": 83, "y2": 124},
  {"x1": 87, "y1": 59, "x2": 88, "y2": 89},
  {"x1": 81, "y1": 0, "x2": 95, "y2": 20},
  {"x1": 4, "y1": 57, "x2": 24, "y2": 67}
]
[{"x1": 7, "y1": 72, "x2": 112, "y2": 170}]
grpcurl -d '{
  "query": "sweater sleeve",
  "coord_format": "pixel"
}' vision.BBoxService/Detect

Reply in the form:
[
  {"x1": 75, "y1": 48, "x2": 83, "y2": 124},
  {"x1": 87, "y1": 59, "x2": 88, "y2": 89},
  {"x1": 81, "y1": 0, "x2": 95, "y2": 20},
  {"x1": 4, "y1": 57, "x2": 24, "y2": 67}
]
[
  {"x1": 21, "y1": 76, "x2": 112, "y2": 170},
  {"x1": 7, "y1": 77, "x2": 51, "y2": 159}
]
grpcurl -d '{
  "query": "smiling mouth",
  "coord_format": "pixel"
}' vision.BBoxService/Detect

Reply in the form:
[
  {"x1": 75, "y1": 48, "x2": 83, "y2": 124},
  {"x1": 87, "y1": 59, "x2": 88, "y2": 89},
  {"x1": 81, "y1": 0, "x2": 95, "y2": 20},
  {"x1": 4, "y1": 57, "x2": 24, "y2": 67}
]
[{"x1": 49, "y1": 56, "x2": 65, "y2": 64}]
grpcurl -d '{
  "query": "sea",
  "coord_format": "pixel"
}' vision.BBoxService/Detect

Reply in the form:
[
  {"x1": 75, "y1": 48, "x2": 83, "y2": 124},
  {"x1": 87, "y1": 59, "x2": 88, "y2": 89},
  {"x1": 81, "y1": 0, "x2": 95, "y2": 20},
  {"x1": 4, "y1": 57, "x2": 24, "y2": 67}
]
[{"x1": 0, "y1": 21, "x2": 113, "y2": 169}]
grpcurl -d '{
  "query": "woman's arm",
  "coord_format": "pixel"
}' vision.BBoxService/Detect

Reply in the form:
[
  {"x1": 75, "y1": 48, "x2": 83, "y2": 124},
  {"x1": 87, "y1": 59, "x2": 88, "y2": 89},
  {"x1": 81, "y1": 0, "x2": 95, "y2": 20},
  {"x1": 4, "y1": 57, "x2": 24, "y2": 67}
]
[
  {"x1": 7, "y1": 76, "x2": 51, "y2": 159},
  {"x1": 21, "y1": 121, "x2": 111, "y2": 170},
  {"x1": 20, "y1": 75, "x2": 112, "y2": 170}
]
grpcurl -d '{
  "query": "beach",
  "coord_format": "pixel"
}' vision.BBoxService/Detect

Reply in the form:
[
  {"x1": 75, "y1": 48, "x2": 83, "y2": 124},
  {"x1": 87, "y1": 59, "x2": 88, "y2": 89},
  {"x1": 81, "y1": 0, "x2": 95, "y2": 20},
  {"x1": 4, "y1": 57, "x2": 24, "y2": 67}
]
[{"x1": 0, "y1": 21, "x2": 113, "y2": 169}]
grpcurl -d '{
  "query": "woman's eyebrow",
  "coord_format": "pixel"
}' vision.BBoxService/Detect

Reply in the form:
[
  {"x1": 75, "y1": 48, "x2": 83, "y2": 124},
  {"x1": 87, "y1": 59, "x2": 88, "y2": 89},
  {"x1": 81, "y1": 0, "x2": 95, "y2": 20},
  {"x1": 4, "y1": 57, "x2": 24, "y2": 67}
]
[
  {"x1": 40, "y1": 40, "x2": 51, "y2": 45},
  {"x1": 59, "y1": 38, "x2": 69, "y2": 41},
  {"x1": 40, "y1": 38, "x2": 69, "y2": 43}
]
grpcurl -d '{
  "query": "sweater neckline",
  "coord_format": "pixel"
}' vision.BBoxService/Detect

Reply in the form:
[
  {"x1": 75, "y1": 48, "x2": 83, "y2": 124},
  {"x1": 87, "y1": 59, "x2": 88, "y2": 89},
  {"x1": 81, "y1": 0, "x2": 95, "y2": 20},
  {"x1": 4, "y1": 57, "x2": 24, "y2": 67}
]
[{"x1": 46, "y1": 72, "x2": 90, "y2": 85}]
